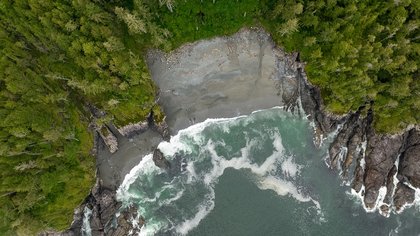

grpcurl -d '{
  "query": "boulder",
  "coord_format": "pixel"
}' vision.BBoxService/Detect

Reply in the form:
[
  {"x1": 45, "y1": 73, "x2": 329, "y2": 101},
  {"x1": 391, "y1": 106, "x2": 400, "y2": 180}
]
[
  {"x1": 393, "y1": 182, "x2": 415, "y2": 212},
  {"x1": 153, "y1": 148, "x2": 171, "y2": 169}
]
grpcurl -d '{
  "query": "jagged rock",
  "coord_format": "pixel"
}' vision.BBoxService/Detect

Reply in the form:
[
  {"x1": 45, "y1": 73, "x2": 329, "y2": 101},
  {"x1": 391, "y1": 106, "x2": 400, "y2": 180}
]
[
  {"x1": 341, "y1": 130, "x2": 359, "y2": 178},
  {"x1": 153, "y1": 148, "x2": 171, "y2": 169},
  {"x1": 393, "y1": 182, "x2": 415, "y2": 212},
  {"x1": 328, "y1": 107, "x2": 366, "y2": 170},
  {"x1": 383, "y1": 165, "x2": 398, "y2": 206},
  {"x1": 352, "y1": 163, "x2": 365, "y2": 194},
  {"x1": 329, "y1": 119, "x2": 419, "y2": 215},
  {"x1": 363, "y1": 134, "x2": 402, "y2": 209},
  {"x1": 317, "y1": 94, "x2": 419, "y2": 215},
  {"x1": 90, "y1": 205, "x2": 103, "y2": 235},
  {"x1": 72, "y1": 181, "x2": 122, "y2": 236},
  {"x1": 98, "y1": 189, "x2": 120, "y2": 224},
  {"x1": 299, "y1": 71, "x2": 341, "y2": 137},
  {"x1": 380, "y1": 204, "x2": 390, "y2": 216},
  {"x1": 107, "y1": 206, "x2": 143, "y2": 236},
  {"x1": 398, "y1": 129, "x2": 420, "y2": 188}
]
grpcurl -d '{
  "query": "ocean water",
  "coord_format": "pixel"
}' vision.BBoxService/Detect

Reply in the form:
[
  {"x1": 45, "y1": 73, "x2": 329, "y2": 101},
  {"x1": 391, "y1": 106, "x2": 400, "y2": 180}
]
[{"x1": 116, "y1": 107, "x2": 420, "y2": 236}]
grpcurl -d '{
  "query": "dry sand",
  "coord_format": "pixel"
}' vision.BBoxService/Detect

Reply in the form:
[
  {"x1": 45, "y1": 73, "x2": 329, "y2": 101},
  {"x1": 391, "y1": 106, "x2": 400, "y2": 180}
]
[{"x1": 147, "y1": 28, "x2": 300, "y2": 134}]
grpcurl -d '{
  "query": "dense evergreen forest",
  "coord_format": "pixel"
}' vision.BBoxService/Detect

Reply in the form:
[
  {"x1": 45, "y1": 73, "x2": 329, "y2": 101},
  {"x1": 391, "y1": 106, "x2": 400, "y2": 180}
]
[{"x1": 0, "y1": 0, "x2": 418, "y2": 234}]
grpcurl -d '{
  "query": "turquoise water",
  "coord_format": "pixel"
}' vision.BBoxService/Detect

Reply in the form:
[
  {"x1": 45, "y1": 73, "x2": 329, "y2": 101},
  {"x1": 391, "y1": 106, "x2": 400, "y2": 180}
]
[{"x1": 117, "y1": 108, "x2": 420, "y2": 235}]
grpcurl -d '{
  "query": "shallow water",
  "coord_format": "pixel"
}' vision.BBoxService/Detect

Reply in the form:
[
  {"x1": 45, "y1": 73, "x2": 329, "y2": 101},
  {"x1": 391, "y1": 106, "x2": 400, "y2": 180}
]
[{"x1": 116, "y1": 108, "x2": 420, "y2": 235}]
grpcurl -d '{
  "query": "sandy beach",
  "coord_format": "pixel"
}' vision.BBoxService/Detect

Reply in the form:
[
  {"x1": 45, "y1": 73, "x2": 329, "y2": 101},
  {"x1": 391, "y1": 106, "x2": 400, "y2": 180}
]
[{"x1": 147, "y1": 28, "x2": 301, "y2": 135}]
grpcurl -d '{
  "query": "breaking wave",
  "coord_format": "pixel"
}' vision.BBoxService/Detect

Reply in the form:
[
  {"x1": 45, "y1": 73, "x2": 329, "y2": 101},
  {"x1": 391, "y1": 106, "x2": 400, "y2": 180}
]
[{"x1": 116, "y1": 108, "x2": 323, "y2": 235}]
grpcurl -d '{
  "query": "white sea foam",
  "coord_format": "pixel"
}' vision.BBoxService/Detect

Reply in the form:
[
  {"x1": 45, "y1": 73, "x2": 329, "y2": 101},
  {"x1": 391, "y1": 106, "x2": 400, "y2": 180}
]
[
  {"x1": 374, "y1": 186, "x2": 388, "y2": 212},
  {"x1": 258, "y1": 175, "x2": 325, "y2": 222},
  {"x1": 139, "y1": 221, "x2": 164, "y2": 236},
  {"x1": 349, "y1": 185, "x2": 367, "y2": 210},
  {"x1": 81, "y1": 206, "x2": 92, "y2": 236},
  {"x1": 360, "y1": 140, "x2": 367, "y2": 159},
  {"x1": 171, "y1": 133, "x2": 285, "y2": 235},
  {"x1": 117, "y1": 107, "x2": 324, "y2": 235},
  {"x1": 162, "y1": 189, "x2": 185, "y2": 205},
  {"x1": 383, "y1": 156, "x2": 401, "y2": 217},
  {"x1": 349, "y1": 185, "x2": 388, "y2": 214},
  {"x1": 175, "y1": 192, "x2": 215, "y2": 235},
  {"x1": 201, "y1": 132, "x2": 283, "y2": 187},
  {"x1": 258, "y1": 176, "x2": 310, "y2": 202},
  {"x1": 117, "y1": 154, "x2": 161, "y2": 203},
  {"x1": 359, "y1": 157, "x2": 366, "y2": 171},
  {"x1": 281, "y1": 157, "x2": 300, "y2": 178},
  {"x1": 388, "y1": 217, "x2": 402, "y2": 236},
  {"x1": 336, "y1": 147, "x2": 348, "y2": 174}
]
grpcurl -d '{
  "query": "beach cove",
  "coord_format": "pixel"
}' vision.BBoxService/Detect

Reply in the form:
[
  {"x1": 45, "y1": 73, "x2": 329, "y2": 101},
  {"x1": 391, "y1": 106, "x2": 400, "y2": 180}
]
[{"x1": 74, "y1": 28, "x2": 420, "y2": 236}]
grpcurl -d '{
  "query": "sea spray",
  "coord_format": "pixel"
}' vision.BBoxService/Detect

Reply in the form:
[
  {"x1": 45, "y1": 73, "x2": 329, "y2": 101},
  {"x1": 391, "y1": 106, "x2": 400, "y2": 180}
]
[{"x1": 81, "y1": 206, "x2": 92, "y2": 236}]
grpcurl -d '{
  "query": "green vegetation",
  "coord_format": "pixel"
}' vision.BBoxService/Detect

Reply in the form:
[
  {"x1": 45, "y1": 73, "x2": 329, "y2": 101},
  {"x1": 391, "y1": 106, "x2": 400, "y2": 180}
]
[
  {"x1": 0, "y1": 0, "x2": 418, "y2": 234},
  {"x1": 261, "y1": 0, "x2": 419, "y2": 132},
  {"x1": 0, "y1": 0, "x2": 165, "y2": 234}
]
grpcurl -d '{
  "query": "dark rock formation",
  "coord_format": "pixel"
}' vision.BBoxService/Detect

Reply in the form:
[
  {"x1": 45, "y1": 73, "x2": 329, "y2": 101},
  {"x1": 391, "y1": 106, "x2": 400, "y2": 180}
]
[
  {"x1": 398, "y1": 129, "x2": 420, "y2": 188},
  {"x1": 296, "y1": 57, "x2": 419, "y2": 217},
  {"x1": 299, "y1": 61, "x2": 420, "y2": 215},
  {"x1": 107, "y1": 206, "x2": 144, "y2": 236},
  {"x1": 52, "y1": 180, "x2": 145, "y2": 236},
  {"x1": 393, "y1": 182, "x2": 415, "y2": 212},
  {"x1": 364, "y1": 134, "x2": 402, "y2": 209},
  {"x1": 153, "y1": 148, "x2": 171, "y2": 169}
]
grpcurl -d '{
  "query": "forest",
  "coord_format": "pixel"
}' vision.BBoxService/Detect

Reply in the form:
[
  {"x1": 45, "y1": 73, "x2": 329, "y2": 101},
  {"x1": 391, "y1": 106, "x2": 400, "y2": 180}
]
[{"x1": 0, "y1": 0, "x2": 418, "y2": 234}]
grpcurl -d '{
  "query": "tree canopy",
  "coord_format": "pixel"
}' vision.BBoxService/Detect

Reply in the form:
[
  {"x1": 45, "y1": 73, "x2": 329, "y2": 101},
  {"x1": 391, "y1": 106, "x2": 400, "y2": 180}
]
[{"x1": 0, "y1": 0, "x2": 418, "y2": 234}]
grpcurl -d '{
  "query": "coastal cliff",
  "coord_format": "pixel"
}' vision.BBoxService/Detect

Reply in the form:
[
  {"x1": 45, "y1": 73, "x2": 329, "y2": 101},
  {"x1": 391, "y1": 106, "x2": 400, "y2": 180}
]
[{"x1": 299, "y1": 61, "x2": 420, "y2": 217}]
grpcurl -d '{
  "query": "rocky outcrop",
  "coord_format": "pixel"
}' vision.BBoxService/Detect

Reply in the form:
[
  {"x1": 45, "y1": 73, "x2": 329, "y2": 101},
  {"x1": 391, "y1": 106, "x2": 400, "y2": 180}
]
[
  {"x1": 300, "y1": 64, "x2": 420, "y2": 216},
  {"x1": 117, "y1": 109, "x2": 170, "y2": 141},
  {"x1": 284, "y1": 48, "x2": 420, "y2": 217},
  {"x1": 106, "y1": 206, "x2": 144, "y2": 236},
  {"x1": 153, "y1": 148, "x2": 171, "y2": 170},
  {"x1": 393, "y1": 182, "x2": 416, "y2": 212},
  {"x1": 50, "y1": 179, "x2": 145, "y2": 236},
  {"x1": 398, "y1": 129, "x2": 420, "y2": 188}
]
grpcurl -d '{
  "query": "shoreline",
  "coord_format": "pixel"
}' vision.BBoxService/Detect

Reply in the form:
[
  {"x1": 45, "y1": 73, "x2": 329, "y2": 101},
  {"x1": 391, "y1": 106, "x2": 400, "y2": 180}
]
[{"x1": 59, "y1": 27, "x2": 420, "y2": 235}]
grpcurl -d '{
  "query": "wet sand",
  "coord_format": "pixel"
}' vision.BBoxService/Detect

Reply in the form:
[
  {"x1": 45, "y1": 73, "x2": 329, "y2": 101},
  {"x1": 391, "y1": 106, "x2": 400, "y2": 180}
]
[{"x1": 96, "y1": 129, "x2": 163, "y2": 189}]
